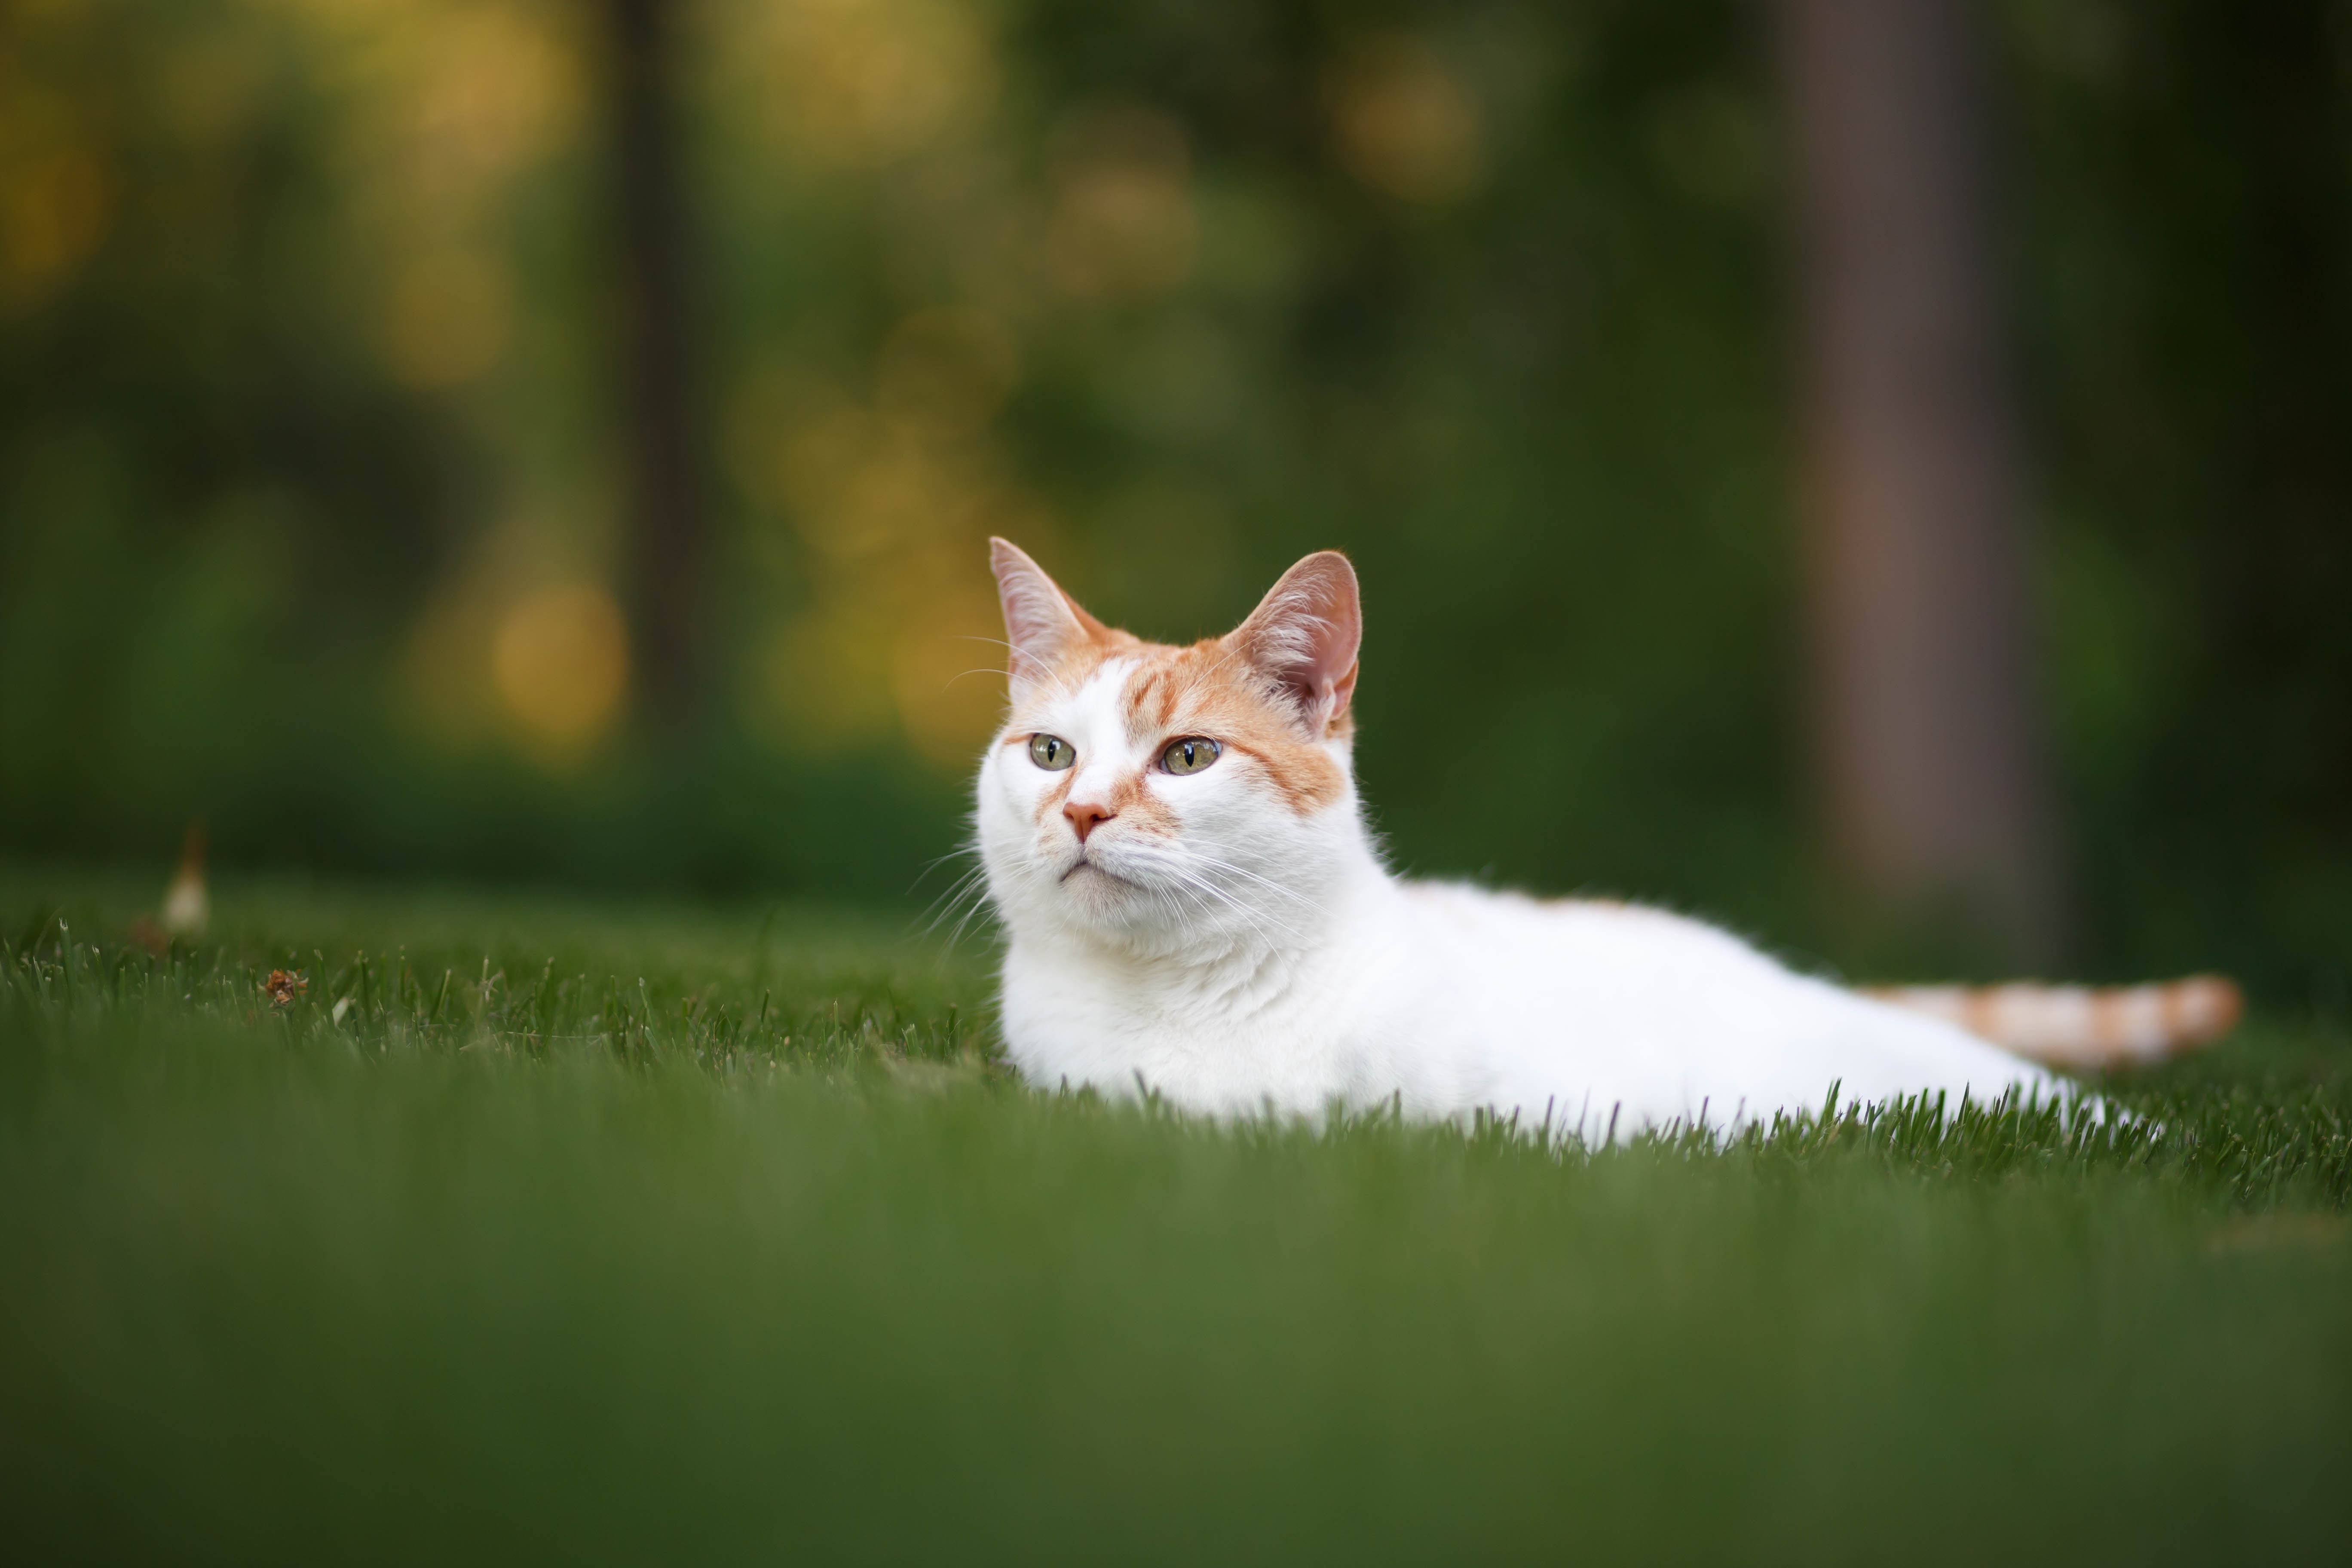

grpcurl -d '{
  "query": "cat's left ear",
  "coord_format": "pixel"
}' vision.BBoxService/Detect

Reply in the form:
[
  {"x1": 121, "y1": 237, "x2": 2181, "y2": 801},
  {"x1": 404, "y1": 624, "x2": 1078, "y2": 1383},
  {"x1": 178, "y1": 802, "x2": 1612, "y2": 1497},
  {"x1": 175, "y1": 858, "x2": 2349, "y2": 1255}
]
[
  {"x1": 990, "y1": 537, "x2": 1111, "y2": 697},
  {"x1": 1225, "y1": 551, "x2": 1361, "y2": 737}
]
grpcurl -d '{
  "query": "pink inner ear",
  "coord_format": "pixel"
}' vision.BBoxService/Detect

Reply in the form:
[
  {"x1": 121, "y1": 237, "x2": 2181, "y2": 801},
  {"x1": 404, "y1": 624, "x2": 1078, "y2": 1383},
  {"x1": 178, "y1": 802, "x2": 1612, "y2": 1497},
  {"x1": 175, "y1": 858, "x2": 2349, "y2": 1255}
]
[
  {"x1": 1227, "y1": 551, "x2": 1362, "y2": 733},
  {"x1": 991, "y1": 537, "x2": 1106, "y2": 689}
]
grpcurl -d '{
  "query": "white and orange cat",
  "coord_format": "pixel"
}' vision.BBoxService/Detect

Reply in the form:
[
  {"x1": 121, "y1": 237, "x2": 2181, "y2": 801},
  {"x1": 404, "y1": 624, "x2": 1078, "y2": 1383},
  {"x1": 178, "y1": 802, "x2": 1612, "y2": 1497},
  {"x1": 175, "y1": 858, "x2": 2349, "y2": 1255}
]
[{"x1": 975, "y1": 539, "x2": 2239, "y2": 1136}]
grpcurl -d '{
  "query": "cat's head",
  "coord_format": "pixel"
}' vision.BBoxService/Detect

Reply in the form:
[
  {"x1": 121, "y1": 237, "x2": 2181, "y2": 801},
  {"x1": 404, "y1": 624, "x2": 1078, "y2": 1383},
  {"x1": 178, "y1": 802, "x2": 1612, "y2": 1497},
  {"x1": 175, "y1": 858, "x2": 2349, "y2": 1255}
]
[{"x1": 974, "y1": 538, "x2": 1369, "y2": 953}]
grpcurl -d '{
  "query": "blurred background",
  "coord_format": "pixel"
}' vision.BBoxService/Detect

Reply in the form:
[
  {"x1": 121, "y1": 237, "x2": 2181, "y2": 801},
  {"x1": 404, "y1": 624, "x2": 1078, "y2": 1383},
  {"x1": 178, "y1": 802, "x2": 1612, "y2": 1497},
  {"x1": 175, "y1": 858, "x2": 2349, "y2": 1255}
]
[{"x1": 1, "y1": 0, "x2": 2346, "y2": 998}]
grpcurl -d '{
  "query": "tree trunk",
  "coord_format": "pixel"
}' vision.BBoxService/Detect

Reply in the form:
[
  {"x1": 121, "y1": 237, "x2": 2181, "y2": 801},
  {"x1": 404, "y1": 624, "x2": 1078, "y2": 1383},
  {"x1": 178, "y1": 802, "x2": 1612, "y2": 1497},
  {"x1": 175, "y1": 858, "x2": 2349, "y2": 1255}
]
[
  {"x1": 1774, "y1": 0, "x2": 2065, "y2": 964},
  {"x1": 609, "y1": 0, "x2": 703, "y2": 728}
]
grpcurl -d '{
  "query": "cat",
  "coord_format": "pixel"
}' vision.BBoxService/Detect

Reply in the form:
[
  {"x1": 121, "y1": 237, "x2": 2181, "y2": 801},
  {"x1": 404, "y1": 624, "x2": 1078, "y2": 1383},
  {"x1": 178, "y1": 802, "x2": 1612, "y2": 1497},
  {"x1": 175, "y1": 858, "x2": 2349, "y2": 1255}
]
[{"x1": 973, "y1": 539, "x2": 2241, "y2": 1136}]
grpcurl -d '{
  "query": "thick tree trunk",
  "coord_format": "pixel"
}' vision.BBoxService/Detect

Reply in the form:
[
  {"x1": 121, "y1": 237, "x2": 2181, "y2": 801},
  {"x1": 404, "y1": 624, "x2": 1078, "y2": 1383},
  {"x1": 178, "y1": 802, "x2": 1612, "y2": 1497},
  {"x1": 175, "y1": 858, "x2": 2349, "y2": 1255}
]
[
  {"x1": 1774, "y1": 0, "x2": 2064, "y2": 963},
  {"x1": 609, "y1": 0, "x2": 703, "y2": 727}
]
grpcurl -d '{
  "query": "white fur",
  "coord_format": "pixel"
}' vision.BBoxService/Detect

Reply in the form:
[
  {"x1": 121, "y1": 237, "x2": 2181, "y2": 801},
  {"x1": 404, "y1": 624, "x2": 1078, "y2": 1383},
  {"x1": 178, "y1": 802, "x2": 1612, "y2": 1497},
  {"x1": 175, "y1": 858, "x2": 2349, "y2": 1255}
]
[{"x1": 977, "y1": 664, "x2": 2058, "y2": 1139}]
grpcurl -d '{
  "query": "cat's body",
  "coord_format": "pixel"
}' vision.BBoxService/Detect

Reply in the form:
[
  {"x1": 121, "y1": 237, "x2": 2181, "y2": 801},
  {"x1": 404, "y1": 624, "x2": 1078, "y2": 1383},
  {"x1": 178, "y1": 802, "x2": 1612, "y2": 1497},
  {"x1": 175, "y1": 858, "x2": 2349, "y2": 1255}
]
[
  {"x1": 1000, "y1": 863, "x2": 2055, "y2": 1136},
  {"x1": 975, "y1": 541, "x2": 2237, "y2": 1134}
]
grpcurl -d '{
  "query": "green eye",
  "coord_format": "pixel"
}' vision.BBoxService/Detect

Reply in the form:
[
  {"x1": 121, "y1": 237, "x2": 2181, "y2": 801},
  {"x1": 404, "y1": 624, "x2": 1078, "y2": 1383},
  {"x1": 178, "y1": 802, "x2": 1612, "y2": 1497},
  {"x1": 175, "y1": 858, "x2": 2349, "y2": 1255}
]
[
  {"x1": 1160, "y1": 737, "x2": 1220, "y2": 776},
  {"x1": 1028, "y1": 734, "x2": 1075, "y2": 771}
]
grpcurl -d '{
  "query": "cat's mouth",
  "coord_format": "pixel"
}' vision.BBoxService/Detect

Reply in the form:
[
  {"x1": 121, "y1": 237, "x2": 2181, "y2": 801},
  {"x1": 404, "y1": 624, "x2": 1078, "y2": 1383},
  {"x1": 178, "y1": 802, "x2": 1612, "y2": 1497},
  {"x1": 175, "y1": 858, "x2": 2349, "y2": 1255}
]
[{"x1": 1059, "y1": 852, "x2": 1137, "y2": 889}]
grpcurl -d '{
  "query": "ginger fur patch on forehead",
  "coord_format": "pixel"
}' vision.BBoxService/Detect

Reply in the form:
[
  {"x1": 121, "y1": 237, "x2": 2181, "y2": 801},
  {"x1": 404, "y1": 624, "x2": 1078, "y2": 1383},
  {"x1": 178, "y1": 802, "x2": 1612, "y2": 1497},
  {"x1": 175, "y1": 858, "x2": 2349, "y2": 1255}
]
[{"x1": 1124, "y1": 640, "x2": 1352, "y2": 814}]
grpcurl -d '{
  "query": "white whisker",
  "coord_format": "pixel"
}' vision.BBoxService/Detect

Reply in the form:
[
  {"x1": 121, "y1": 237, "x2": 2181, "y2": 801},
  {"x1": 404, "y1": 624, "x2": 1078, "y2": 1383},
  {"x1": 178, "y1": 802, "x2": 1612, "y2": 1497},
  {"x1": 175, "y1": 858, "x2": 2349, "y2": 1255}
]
[
  {"x1": 1113, "y1": 844, "x2": 1299, "y2": 951},
  {"x1": 1182, "y1": 848, "x2": 1323, "y2": 915}
]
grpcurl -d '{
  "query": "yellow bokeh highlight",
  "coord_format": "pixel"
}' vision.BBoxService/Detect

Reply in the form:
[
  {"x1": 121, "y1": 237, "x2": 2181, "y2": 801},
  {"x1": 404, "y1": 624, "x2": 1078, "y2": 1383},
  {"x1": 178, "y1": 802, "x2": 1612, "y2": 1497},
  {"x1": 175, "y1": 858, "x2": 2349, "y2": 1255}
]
[
  {"x1": 1, "y1": 147, "x2": 108, "y2": 307},
  {"x1": 760, "y1": 583, "x2": 1011, "y2": 766},
  {"x1": 381, "y1": 247, "x2": 511, "y2": 386},
  {"x1": 1325, "y1": 37, "x2": 1485, "y2": 204},
  {"x1": 491, "y1": 583, "x2": 630, "y2": 756},
  {"x1": 1047, "y1": 105, "x2": 1196, "y2": 300},
  {"x1": 729, "y1": 0, "x2": 992, "y2": 168},
  {"x1": 369, "y1": 3, "x2": 584, "y2": 216},
  {"x1": 890, "y1": 585, "x2": 1013, "y2": 765},
  {"x1": 732, "y1": 336, "x2": 1050, "y2": 768}
]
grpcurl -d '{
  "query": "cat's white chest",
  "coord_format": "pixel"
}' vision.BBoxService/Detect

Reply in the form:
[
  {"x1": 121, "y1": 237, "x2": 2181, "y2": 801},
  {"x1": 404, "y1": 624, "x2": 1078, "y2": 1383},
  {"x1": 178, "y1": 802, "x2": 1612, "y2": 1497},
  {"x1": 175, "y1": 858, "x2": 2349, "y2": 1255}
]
[
  {"x1": 997, "y1": 888, "x2": 1536, "y2": 1121},
  {"x1": 995, "y1": 925, "x2": 1406, "y2": 1116}
]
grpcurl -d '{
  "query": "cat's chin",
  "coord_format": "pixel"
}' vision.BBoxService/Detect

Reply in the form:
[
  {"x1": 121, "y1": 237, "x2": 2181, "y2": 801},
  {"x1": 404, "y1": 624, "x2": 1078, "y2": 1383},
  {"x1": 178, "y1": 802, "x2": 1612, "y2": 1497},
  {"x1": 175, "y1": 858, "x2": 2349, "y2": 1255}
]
[
  {"x1": 1035, "y1": 855, "x2": 1179, "y2": 934},
  {"x1": 1057, "y1": 859, "x2": 1142, "y2": 903}
]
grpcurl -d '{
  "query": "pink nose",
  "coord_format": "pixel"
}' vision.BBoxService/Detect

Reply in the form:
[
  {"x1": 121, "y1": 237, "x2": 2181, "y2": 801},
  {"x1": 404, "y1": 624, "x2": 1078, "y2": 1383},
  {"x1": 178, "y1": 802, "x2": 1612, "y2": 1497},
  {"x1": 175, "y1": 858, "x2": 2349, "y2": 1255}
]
[{"x1": 1064, "y1": 801, "x2": 1116, "y2": 842}]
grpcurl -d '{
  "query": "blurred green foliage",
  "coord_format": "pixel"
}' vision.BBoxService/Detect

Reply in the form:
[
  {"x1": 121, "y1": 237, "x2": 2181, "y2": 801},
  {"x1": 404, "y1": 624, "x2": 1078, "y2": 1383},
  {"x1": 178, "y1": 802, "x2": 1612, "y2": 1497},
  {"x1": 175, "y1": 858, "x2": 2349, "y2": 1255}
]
[{"x1": 0, "y1": 0, "x2": 2347, "y2": 996}]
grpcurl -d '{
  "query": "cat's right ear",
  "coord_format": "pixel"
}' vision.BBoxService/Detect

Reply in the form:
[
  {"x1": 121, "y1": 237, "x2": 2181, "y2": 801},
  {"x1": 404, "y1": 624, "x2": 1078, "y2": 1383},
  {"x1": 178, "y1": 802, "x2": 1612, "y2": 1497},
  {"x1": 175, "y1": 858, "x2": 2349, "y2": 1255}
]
[
  {"x1": 1225, "y1": 550, "x2": 1361, "y2": 738},
  {"x1": 990, "y1": 538, "x2": 1108, "y2": 697}
]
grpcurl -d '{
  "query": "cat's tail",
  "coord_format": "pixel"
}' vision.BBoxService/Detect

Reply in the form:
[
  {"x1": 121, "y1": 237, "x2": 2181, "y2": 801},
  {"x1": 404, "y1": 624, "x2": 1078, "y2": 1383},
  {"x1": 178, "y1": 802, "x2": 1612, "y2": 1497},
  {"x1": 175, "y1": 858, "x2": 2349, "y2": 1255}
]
[{"x1": 1864, "y1": 976, "x2": 2243, "y2": 1069}]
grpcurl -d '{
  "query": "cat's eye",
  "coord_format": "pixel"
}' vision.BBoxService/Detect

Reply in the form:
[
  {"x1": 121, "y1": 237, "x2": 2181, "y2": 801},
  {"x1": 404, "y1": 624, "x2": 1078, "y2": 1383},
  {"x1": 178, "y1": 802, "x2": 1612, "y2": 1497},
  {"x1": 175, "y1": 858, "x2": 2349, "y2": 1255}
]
[
  {"x1": 1160, "y1": 737, "x2": 1220, "y2": 776},
  {"x1": 1028, "y1": 733, "x2": 1075, "y2": 771}
]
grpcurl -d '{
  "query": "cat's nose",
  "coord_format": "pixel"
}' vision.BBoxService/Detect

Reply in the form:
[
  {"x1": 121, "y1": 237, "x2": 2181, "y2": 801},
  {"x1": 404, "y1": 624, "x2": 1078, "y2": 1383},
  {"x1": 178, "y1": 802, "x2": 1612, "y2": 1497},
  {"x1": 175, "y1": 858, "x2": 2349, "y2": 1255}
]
[{"x1": 1064, "y1": 800, "x2": 1117, "y2": 842}]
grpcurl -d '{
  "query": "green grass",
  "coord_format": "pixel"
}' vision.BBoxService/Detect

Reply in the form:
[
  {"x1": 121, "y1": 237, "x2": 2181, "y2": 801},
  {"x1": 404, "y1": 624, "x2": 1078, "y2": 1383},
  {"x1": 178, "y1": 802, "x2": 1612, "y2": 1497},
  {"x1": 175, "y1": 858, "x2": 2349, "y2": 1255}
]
[{"x1": 4, "y1": 870, "x2": 2350, "y2": 1564}]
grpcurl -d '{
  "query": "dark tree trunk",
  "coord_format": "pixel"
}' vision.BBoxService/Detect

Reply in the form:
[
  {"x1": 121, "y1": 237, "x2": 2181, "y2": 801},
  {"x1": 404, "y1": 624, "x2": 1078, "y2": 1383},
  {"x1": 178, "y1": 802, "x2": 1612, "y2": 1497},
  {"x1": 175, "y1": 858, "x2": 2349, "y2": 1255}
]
[
  {"x1": 1774, "y1": 0, "x2": 2065, "y2": 963},
  {"x1": 609, "y1": 0, "x2": 703, "y2": 728}
]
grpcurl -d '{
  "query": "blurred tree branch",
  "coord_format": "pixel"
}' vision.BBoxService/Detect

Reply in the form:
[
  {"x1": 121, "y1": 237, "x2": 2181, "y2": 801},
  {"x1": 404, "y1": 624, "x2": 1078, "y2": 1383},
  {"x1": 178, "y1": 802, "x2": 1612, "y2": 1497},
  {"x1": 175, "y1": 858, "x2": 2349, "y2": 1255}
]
[
  {"x1": 1776, "y1": 0, "x2": 2066, "y2": 963},
  {"x1": 609, "y1": 0, "x2": 704, "y2": 728}
]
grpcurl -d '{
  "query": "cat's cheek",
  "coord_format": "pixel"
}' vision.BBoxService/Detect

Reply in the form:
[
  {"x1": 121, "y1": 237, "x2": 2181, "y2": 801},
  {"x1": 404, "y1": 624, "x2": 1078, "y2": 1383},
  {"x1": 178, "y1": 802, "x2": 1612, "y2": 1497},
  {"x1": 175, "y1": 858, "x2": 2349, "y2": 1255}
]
[
  {"x1": 981, "y1": 750, "x2": 1038, "y2": 815},
  {"x1": 1164, "y1": 769, "x2": 1254, "y2": 829},
  {"x1": 1148, "y1": 777, "x2": 1214, "y2": 837},
  {"x1": 976, "y1": 756, "x2": 1050, "y2": 878}
]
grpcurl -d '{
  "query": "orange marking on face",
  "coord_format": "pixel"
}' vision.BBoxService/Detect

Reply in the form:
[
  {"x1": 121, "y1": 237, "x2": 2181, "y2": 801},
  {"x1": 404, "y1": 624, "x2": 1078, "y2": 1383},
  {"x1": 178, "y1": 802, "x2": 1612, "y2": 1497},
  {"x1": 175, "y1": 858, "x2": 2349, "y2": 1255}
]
[
  {"x1": 1100, "y1": 767, "x2": 1179, "y2": 838},
  {"x1": 1109, "y1": 640, "x2": 1348, "y2": 815}
]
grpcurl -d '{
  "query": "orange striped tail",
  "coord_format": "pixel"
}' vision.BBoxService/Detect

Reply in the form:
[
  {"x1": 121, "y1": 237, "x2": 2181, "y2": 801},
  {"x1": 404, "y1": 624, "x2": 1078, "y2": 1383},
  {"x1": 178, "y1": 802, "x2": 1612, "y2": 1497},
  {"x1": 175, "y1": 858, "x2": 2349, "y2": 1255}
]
[{"x1": 1865, "y1": 976, "x2": 2243, "y2": 1069}]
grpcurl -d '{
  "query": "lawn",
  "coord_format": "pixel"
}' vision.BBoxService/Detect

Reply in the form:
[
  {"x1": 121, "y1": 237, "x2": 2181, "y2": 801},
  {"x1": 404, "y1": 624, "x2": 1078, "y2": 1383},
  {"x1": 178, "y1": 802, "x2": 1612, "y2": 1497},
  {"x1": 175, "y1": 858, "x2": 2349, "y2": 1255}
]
[{"x1": 3, "y1": 869, "x2": 2349, "y2": 1564}]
